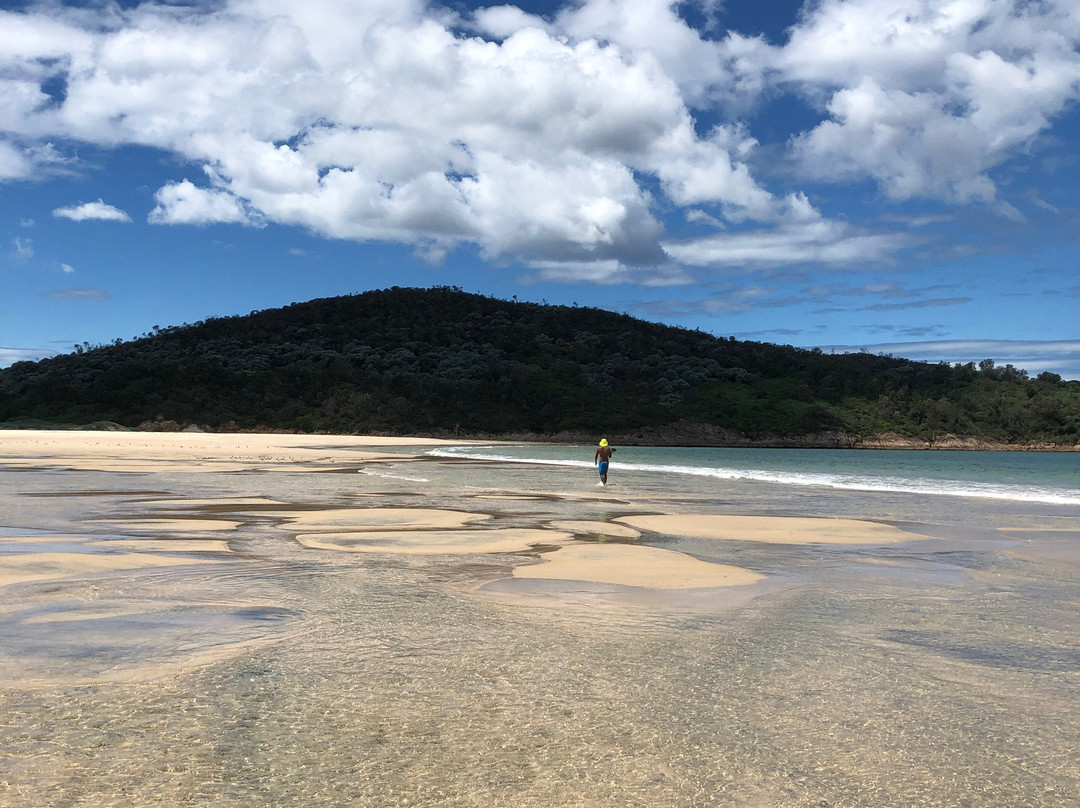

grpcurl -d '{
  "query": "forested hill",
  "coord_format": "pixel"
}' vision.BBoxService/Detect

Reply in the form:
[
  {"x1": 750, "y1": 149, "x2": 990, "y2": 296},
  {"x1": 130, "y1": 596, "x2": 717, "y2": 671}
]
[{"x1": 1, "y1": 286, "x2": 1078, "y2": 446}]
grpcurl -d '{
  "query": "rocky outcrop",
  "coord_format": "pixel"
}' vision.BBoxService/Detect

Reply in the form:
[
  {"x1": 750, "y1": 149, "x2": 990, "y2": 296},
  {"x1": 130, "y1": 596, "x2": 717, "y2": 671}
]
[{"x1": 849, "y1": 432, "x2": 930, "y2": 449}]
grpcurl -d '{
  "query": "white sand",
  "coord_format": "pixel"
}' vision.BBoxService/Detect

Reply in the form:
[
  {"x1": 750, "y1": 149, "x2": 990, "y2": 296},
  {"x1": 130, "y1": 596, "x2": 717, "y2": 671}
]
[{"x1": 0, "y1": 429, "x2": 467, "y2": 473}]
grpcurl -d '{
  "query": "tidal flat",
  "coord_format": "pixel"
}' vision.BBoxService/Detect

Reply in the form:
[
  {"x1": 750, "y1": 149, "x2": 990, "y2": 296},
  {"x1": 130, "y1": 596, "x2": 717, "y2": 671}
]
[{"x1": 1, "y1": 431, "x2": 1078, "y2": 807}]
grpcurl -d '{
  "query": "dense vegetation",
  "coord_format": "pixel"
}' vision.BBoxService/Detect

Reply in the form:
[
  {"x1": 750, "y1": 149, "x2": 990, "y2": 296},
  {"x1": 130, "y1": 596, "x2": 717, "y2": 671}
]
[{"x1": 1, "y1": 287, "x2": 1078, "y2": 445}]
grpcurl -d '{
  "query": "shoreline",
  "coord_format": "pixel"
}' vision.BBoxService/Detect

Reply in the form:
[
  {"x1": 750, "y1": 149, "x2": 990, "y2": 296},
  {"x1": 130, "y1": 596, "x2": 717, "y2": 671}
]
[
  {"x1": 3, "y1": 423, "x2": 1079, "y2": 451},
  {"x1": 0, "y1": 430, "x2": 934, "y2": 597}
]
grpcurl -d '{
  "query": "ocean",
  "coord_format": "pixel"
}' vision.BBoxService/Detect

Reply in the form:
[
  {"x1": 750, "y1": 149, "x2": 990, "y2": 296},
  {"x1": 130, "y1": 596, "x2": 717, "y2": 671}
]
[{"x1": 428, "y1": 444, "x2": 1080, "y2": 507}]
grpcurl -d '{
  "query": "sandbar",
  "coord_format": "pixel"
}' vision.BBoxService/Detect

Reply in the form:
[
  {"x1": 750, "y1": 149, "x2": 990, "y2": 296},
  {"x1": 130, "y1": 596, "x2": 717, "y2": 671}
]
[
  {"x1": 0, "y1": 551, "x2": 216, "y2": 588},
  {"x1": 88, "y1": 539, "x2": 233, "y2": 553},
  {"x1": 0, "y1": 429, "x2": 472, "y2": 473},
  {"x1": 282, "y1": 507, "x2": 491, "y2": 531},
  {"x1": 512, "y1": 543, "x2": 765, "y2": 589},
  {"x1": 297, "y1": 528, "x2": 571, "y2": 555},
  {"x1": 127, "y1": 497, "x2": 287, "y2": 508},
  {"x1": 94, "y1": 518, "x2": 243, "y2": 532},
  {"x1": 547, "y1": 520, "x2": 641, "y2": 539},
  {"x1": 617, "y1": 513, "x2": 922, "y2": 545}
]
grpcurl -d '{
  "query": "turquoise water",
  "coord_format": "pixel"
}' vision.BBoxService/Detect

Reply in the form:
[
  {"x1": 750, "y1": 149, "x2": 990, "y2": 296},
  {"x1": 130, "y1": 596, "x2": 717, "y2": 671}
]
[{"x1": 429, "y1": 445, "x2": 1080, "y2": 506}]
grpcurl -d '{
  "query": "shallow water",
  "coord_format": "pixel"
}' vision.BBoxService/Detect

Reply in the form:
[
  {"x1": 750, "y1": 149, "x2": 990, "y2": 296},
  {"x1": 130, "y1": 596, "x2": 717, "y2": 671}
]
[
  {"x1": 432, "y1": 444, "x2": 1080, "y2": 505},
  {"x1": 1, "y1": 446, "x2": 1079, "y2": 807}
]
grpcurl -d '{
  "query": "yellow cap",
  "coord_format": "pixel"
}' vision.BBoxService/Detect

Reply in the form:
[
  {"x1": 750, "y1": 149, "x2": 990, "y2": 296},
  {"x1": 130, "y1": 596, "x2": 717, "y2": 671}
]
[{"x1": 599, "y1": 439, "x2": 608, "y2": 446}]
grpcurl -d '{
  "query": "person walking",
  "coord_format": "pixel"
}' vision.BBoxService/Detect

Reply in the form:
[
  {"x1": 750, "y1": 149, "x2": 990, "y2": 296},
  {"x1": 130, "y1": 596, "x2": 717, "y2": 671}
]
[{"x1": 594, "y1": 438, "x2": 614, "y2": 486}]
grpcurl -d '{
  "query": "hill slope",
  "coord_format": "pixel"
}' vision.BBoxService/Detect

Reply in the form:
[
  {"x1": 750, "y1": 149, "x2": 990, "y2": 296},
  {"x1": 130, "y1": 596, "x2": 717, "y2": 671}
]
[{"x1": 2, "y1": 287, "x2": 1078, "y2": 445}]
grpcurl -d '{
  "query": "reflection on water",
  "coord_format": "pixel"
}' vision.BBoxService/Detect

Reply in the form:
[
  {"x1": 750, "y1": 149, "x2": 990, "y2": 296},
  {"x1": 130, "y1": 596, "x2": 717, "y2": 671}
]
[{"x1": 1, "y1": 451, "x2": 1079, "y2": 807}]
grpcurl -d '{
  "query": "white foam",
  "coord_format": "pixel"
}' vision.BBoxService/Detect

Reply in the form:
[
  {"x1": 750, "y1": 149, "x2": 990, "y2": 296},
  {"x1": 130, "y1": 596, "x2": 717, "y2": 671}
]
[{"x1": 357, "y1": 469, "x2": 430, "y2": 482}]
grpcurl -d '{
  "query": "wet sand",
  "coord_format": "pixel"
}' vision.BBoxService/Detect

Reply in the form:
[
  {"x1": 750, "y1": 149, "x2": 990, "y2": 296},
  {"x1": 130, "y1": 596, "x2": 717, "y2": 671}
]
[
  {"x1": 1, "y1": 429, "x2": 1078, "y2": 807},
  {"x1": 0, "y1": 431, "x2": 777, "y2": 590}
]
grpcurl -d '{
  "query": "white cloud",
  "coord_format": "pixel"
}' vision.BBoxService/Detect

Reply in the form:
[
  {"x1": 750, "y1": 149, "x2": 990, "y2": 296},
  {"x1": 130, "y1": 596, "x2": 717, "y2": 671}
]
[
  {"x1": 43, "y1": 287, "x2": 110, "y2": 301},
  {"x1": 633, "y1": 285, "x2": 804, "y2": 318},
  {"x1": 472, "y1": 5, "x2": 551, "y2": 39},
  {"x1": 523, "y1": 256, "x2": 693, "y2": 286},
  {"x1": 1, "y1": 0, "x2": 1078, "y2": 281},
  {"x1": 2, "y1": 0, "x2": 767, "y2": 273},
  {"x1": 0, "y1": 139, "x2": 33, "y2": 179},
  {"x1": 524, "y1": 258, "x2": 631, "y2": 285},
  {"x1": 11, "y1": 236, "x2": 33, "y2": 261},
  {"x1": 148, "y1": 179, "x2": 255, "y2": 226},
  {"x1": 53, "y1": 198, "x2": 131, "y2": 222},
  {"x1": 459, "y1": 151, "x2": 665, "y2": 264},
  {"x1": 61, "y1": 262, "x2": 75, "y2": 273},
  {"x1": 555, "y1": 0, "x2": 732, "y2": 106},
  {"x1": 0, "y1": 345, "x2": 56, "y2": 367},
  {"x1": 647, "y1": 122, "x2": 774, "y2": 215},
  {"x1": 0, "y1": 140, "x2": 78, "y2": 180},
  {"x1": 776, "y1": 0, "x2": 1080, "y2": 201},
  {"x1": 818, "y1": 339, "x2": 1080, "y2": 380},
  {"x1": 791, "y1": 78, "x2": 998, "y2": 202},
  {"x1": 665, "y1": 206, "x2": 913, "y2": 270}
]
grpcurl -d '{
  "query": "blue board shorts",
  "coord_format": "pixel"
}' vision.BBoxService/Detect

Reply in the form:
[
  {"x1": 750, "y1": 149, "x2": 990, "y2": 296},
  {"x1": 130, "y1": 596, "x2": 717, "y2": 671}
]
[{"x1": 598, "y1": 461, "x2": 609, "y2": 475}]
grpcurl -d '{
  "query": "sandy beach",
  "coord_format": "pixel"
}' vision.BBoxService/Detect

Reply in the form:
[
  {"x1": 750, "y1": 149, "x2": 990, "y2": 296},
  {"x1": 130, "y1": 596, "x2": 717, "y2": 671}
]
[
  {"x1": 0, "y1": 430, "x2": 921, "y2": 592},
  {"x1": 2, "y1": 429, "x2": 1078, "y2": 807}
]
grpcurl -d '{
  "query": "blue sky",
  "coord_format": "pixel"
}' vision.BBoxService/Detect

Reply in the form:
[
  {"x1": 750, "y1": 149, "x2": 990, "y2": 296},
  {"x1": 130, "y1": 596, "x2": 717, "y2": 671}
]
[{"x1": 3, "y1": 0, "x2": 1080, "y2": 377}]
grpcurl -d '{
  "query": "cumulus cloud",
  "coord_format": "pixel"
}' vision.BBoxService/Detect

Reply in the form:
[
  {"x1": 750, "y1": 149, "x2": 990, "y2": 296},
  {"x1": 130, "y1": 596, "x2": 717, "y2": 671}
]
[
  {"x1": 776, "y1": 0, "x2": 1080, "y2": 202},
  {"x1": 149, "y1": 180, "x2": 255, "y2": 226},
  {"x1": 553, "y1": 0, "x2": 736, "y2": 107},
  {"x1": 1, "y1": 0, "x2": 796, "y2": 273},
  {"x1": 53, "y1": 198, "x2": 131, "y2": 222},
  {"x1": 472, "y1": 5, "x2": 551, "y2": 39},
  {"x1": 1, "y1": 0, "x2": 1078, "y2": 280}
]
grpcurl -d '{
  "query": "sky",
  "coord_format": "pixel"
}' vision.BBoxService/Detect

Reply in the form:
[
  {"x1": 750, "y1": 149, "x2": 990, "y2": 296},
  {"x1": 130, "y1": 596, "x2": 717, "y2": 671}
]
[{"x1": 2, "y1": 0, "x2": 1080, "y2": 379}]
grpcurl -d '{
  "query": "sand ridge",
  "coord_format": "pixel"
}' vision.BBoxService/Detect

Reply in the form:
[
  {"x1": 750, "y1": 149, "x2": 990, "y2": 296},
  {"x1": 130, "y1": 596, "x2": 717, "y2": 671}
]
[
  {"x1": 617, "y1": 513, "x2": 923, "y2": 545},
  {"x1": 0, "y1": 550, "x2": 217, "y2": 588},
  {"x1": 513, "y1": 543, "x2": 766, "y2": 589},
  {"x1": 0, "y1": 429, "x2": 472, "y2": 473},
  {"x1": 282, "y1": 507, "x2": 492, "y2": 531},
  {"x1": 297, "y1": 528, "x2": 574, "y2": 555},
  {"x1": 547, "y1": 520, "x2": 641, "y2": 539}
]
